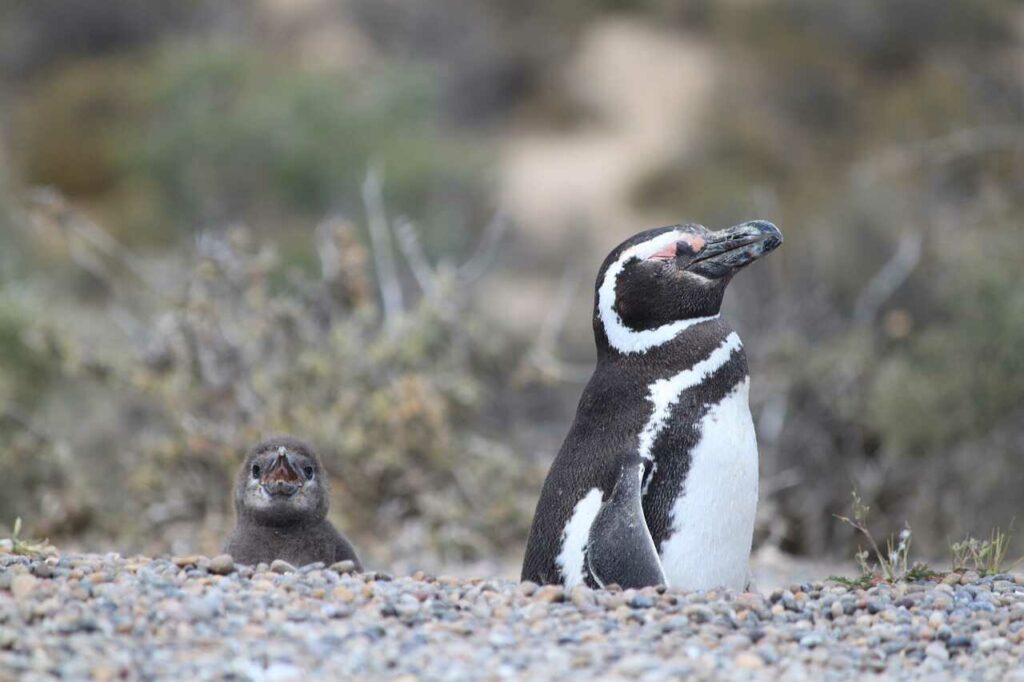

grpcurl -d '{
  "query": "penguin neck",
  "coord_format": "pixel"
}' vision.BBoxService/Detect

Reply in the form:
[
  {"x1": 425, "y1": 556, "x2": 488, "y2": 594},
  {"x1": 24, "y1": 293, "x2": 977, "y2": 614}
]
[
  {"x1": 236, "y1": 507, "x2": 322, "y2": 531},
  {"x1": 596, "y1": 316, "x2": 737, "y2": 370}
]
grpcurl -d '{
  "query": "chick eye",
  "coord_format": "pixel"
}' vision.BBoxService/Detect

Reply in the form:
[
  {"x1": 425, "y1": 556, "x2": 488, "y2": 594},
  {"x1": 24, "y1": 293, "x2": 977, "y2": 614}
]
[
  {"x1": 303, "y1": 466, "x2": 314, "y2": 480},
  {"x1": 251, "y1": 464, "x2": 261, "y2": 478}
]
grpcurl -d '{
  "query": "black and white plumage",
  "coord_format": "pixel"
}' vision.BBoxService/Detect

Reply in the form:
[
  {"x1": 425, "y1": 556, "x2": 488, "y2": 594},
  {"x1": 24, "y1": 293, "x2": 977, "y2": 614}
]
[
  {"x1": 224, "y1": 435, "x2": 362, "y2": 569},
  {"x1": 521, "y1": 220, "x2": 782, "y2": 591}
]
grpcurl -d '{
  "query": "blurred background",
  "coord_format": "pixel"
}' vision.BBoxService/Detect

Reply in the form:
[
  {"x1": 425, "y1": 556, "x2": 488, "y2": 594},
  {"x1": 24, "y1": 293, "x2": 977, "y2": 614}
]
[{"x1": 0, "y1": 0, "x2": 1021, "y2": 578}]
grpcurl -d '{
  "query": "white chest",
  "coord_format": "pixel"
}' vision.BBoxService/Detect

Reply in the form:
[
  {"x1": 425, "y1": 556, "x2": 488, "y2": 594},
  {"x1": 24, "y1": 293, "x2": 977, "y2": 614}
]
[{"x1": 658, "y1": 378, "x2": 759, "y2": 591}]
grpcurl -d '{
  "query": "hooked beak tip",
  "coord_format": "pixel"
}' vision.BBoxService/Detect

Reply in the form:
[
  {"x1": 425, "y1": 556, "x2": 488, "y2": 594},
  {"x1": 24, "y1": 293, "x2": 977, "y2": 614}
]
[
  {"x1": 736, "y1": 219, "x2": 782, "y2": 245},
  {"x1": 688, "y1": 219, "x2": 782, "y2": 277}
]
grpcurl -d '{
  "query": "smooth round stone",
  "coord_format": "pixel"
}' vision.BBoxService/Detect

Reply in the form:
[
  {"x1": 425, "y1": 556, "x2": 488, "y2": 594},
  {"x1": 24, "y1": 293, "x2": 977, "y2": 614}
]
[
  {"x1": 734, "y1": 652, "x2": 765, "y2": 669},
  {"x1": 270, "y1": 560, "x2": 296, "y2": 575},
  {"x1": 799, "y1": 633, "x2": 825, "y2": 649},
  {"x1": 10, "y1": 574, "x2": 38, "y2": 599},
  {"x1": 947, "y1": 635, "x2": 973, "y2": 650},
  {"x1": 329, "y1": 560, "x2": 357, "y2": 575},
  {"x1": 209, "y1": 555, "x2": 235, "y2": 576}
]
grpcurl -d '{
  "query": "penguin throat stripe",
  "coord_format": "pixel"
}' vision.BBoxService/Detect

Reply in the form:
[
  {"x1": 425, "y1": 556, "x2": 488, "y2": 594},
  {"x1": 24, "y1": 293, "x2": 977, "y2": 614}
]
[
  {"x1": 598, "y1": 230, "x2": 719, "y2": 354},
  {"x1": 638, "y1": 332, "x2": 743, "y2": 473}
]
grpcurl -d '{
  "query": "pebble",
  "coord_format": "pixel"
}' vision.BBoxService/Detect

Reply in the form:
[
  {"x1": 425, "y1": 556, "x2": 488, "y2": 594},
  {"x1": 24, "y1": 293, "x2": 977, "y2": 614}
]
[
  {"x1": 534, "y1": 585, "x2": 564, "y2": 603},
  {"x1": 329, "y1": 560, "x2": 356, "y2": 574},
  {"x1": 10, "y1": 573, "x2": 37, "y2": 599},
  {"x1": 800, "y1": 633, "x2": 825, "y2": 649},
  {"x1": 1, "y1": 553, "x2": 1022, "y2": 679},
  {"x1": 948, "y1": 635, "x2": 973, "y2": 650},
  {"x1": 208, "y1": 555, "x2": 235, "y2": 576},
  {"x1": 570, "y1": 586, "x2": 594, "y2": 608},
  {"x1": 734, "y1": 652, "x2": 765, "y2": 669},
  {"x1": 270, "y1": 560, "x2": 296, "y2": 574},
  {"x1": 31, "y1": 563, "x2": 54, "y2": 579},
  {"x1": 684, "y1": 604, "x2": 714, "y2": 623}
]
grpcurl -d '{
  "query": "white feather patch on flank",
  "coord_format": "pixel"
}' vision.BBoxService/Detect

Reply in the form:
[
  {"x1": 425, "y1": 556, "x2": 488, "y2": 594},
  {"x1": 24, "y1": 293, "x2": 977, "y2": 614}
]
[
  {"x1": 638, "y1": 332, "x2": 744, "y2": 469},
  {"x1": 659, "y1": 377, "x2": 758, "y2": 591},
  {"x1": 597, "y1": 229, "x2": 719, "y2": 354},
  {"x1": 556, "y1": 488, "x2": 603, "y2": 588}
]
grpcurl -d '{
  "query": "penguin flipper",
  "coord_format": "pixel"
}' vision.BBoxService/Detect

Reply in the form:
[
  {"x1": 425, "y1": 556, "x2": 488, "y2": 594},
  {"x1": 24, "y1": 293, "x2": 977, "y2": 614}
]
[{"x1": 585, "y1": 455, "x2": 667, "y2": 589}]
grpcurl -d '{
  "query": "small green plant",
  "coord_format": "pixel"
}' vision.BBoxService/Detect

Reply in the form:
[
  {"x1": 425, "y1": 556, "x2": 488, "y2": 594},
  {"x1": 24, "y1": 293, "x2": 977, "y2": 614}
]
[
  {"x1": 828, "y1": 491, "x2": 937, "y2": 586},
  {"x1": 905, "y1": 564, "x2": 942, "y2": 582},
  {"x1": 950, "y1": 524, "x2": 1021, "y2": 576},
  {"x1": 2, "y1": 517, "x2": 51, "y2": 557},
  {"x1": 827, "y1": 573, "x2": 875, "y2": 590}
]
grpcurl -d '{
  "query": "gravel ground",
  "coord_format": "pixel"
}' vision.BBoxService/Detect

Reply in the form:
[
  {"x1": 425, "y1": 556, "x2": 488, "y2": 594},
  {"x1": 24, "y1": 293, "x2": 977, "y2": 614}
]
[{"x1": 2, "y1": 552, "x2": 1024, "y2": 681}]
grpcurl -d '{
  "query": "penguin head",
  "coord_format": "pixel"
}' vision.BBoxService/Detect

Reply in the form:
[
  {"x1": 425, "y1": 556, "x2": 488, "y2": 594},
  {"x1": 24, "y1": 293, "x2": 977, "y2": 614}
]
[
  {"x1": 235, "y1": 435, "x2": 329, "y2": 526},
  {"x1": 594, "y1": 220, "x2": 782, "y2": 354}
]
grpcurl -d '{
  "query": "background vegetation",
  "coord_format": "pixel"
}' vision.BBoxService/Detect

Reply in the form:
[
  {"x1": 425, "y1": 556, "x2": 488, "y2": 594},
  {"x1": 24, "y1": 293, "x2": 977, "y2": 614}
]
[{"x1": 0, "y1": 0, "x2": 1021, "y2": 572}]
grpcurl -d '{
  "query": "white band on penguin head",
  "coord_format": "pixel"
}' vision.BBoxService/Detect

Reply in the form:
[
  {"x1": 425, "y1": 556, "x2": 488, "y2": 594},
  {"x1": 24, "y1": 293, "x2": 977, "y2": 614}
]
[{"x1": 597, "y1": 230, "x2": 719, "y2": 354}]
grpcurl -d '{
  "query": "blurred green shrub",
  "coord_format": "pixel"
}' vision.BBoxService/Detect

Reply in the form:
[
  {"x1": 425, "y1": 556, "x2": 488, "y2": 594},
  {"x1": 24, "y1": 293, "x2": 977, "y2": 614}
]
[
  {"x1": 12, "y1": 44, "x2": 489, "y2": 250},
  {"x1": 870, "y1": 241, "x2": 1024, "y2": 453},
  {"x1": 0, "y1": 206, "x2": 73, "y2": 533},
  {"x1": 0, "y1": 302, "x2": 54, "y2": 408},
  {"x1": 126, "y1": 46, "x2": 486, "y2": 230},
  {"x1": 32, "y1": 220, "x2": 537, "y2": 562}
]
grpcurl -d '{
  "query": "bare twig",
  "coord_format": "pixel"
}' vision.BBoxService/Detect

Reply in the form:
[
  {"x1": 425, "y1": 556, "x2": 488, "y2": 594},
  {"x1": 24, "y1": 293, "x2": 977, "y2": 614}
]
[
  {"x1": 835, "y1": 492, "x2": 892, "y2": 580},
  {"x1": 851, "y1": 126, "x2": 1024, "y2": 184},
  {"x1": 528, "y1": 255, "x2": 594, "y2": 383},
  {"x1": 393, "y1": 217, "x2": 440, "y2": 297},
  {"x1": 314, "y1": 218, "x2": 344, "y2": 283},
  {"x1": 458, "y1": 211, "x2": 510, "y2": 283},
  {"x1": 0, "y1": 408, "x2": 51, "y2": 445},
  {"x1": 27, "y1": 187, "x2": 163, "y2": 293},
  {"x1": 67, "y1": 238, "x2": 114, "y2": 287},
  {"x1": 852, "y1": 231, "x2": 923, "y2": 325},
  {"x1": 760, "y1": 467, "x2": 802, "y2": 496},
  {"x1": 361, "y1": 166, "x2": 405, "y2": 329}
]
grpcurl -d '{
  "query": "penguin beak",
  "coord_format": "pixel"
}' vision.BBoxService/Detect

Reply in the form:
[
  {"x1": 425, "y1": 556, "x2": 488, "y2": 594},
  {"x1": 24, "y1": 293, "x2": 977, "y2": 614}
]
[
  {"x1": 261, "y1": 452, "x2": 302, "y2": 497},
  {"x1": 686, "y1": 220, "x2": 782, "y2": 279}
]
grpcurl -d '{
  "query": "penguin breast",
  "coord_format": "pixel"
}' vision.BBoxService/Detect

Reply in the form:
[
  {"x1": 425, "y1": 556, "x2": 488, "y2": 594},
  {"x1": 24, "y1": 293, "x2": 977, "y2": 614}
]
[{"x1": 657, "y1": 377, "x2": 759, "y2": 591}]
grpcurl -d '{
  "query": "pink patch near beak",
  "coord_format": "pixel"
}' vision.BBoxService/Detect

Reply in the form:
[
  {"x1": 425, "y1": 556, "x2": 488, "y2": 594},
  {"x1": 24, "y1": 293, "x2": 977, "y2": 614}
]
[
  {"x1": 648, "y1": 243, "x2": 678, "y2": 261},
  {"x1": 647, "y1": 235, "x2": 706, "y2": 262}
]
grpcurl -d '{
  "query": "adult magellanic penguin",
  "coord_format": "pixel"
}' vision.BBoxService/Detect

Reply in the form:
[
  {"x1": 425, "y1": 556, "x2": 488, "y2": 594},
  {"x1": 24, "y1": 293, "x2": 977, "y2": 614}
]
[{"x1": 521, "y1": 220, "x2": 782, "y2": 591}]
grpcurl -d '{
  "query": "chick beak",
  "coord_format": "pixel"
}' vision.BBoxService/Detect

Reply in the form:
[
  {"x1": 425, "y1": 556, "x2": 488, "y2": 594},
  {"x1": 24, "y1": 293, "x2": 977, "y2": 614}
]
[{"x1": 261, "y1": 452, "x2": 301, "y2": 497}]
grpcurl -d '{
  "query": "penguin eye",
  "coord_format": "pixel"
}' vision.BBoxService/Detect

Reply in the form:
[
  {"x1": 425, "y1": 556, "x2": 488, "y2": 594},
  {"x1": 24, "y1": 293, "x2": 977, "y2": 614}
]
[
  {"x1": 251, "y1": 464, "x2": 261, "y2": 478},
  {"x1": 303, "y1": 466, "x2": 314, "y2": 480}
]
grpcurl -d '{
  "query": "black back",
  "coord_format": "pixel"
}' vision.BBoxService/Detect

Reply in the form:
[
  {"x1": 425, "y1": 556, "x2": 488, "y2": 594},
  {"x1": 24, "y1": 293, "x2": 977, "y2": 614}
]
[{"x1": 520, "y1": 318, "x2": 747, "y2": 584}]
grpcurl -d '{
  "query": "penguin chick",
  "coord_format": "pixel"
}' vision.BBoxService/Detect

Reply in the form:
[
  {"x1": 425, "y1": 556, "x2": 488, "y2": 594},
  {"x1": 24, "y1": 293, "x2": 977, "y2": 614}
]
[{"x1": 224, "y1": 435, "x2": 362, "y2": 569}]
